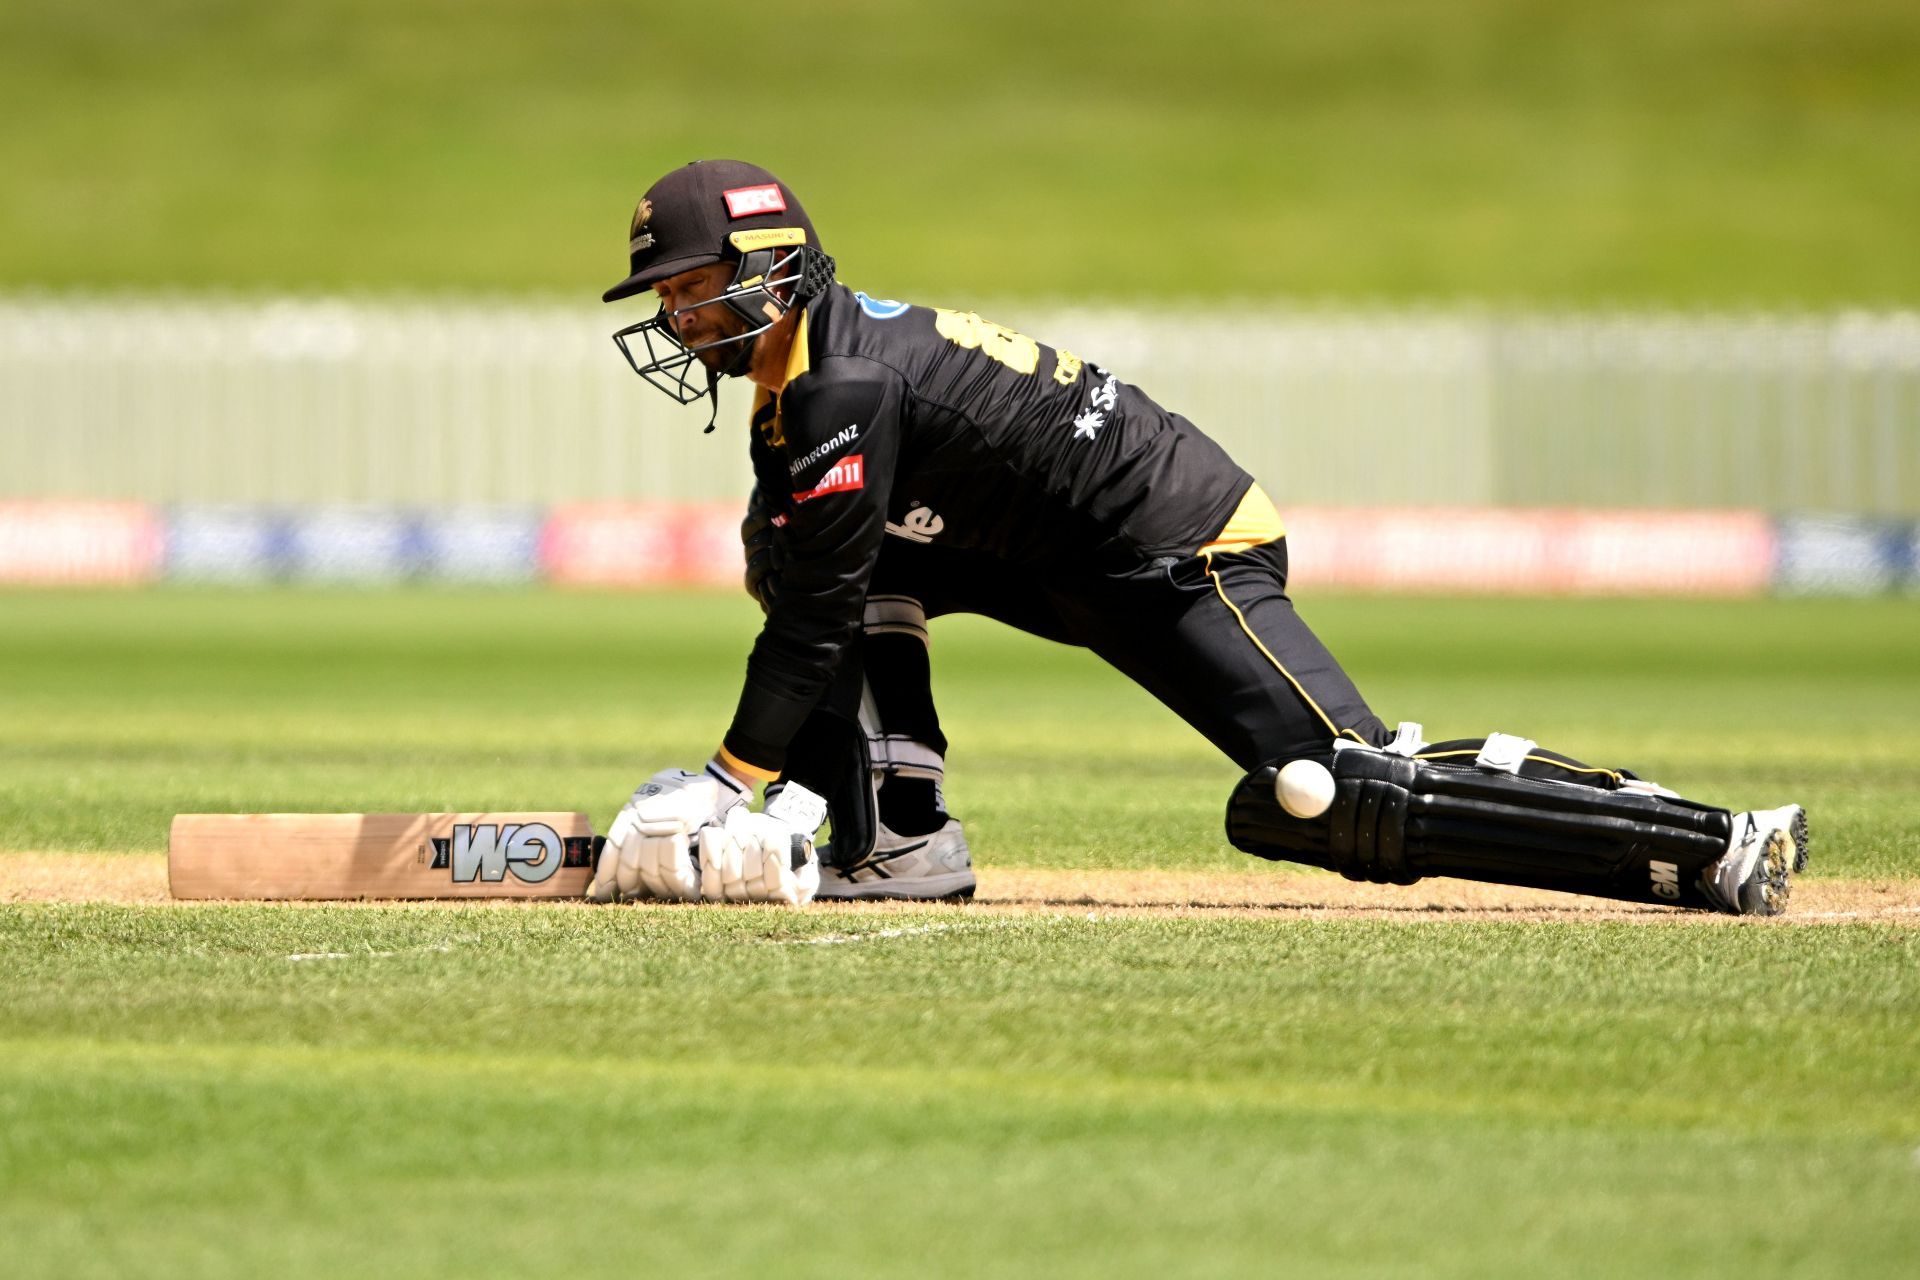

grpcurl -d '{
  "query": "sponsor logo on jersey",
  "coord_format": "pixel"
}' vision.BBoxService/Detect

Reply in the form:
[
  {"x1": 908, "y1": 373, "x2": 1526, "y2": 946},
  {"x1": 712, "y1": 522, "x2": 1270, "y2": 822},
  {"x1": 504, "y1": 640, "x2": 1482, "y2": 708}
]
[
  {"x1": 886, "y1": 503, "x2": 945, "y2": 543},
  {"x1": 723, "y1": 184, "x2": 787, "y2": 218},
  {"x1": 428, "y1": 823, "x2": 599, "y2": 884},
  {"x1": 793, "y1": 454, "x2": 865, "y2": 503},
  {"x1": 856, "y1": 291, "x2": 910, "y2": 320},
  {"x1": 789, "y1": 424, "x2": 861, "y2": 477},
  {"x1": 1072, "y1": 371, "x2": 1123, "y2": 441},
  {"x1": 1649, "y1": 859, "x2": 1681, "y2": 900}
]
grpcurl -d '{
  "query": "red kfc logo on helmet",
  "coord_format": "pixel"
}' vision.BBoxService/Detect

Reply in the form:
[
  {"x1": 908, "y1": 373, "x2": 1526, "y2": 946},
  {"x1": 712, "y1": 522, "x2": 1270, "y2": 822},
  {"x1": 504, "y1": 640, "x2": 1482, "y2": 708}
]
[{"x1": 724, "y1": 185, "x2": 788, "y2": 219}]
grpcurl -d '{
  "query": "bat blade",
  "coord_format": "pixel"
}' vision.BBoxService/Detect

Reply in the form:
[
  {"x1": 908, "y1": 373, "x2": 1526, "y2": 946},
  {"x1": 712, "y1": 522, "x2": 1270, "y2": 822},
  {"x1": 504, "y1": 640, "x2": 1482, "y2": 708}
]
[{"x1": 167, "y1": 813, "x2": 600, "y2": 900}]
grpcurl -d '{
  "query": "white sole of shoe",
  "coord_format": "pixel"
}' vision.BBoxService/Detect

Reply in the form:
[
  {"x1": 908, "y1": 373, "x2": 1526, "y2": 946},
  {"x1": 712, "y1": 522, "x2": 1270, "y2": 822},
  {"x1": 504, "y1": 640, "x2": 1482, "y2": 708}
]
[{"x1": 814, "y1": 871, "x2": 976, "y2": 902}]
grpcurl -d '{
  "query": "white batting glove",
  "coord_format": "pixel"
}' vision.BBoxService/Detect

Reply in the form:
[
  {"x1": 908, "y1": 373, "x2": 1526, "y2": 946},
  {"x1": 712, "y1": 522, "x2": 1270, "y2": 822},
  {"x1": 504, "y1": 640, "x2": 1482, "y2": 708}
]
[
  {"x1": 695, "y1": 807, "x2": 822, "y2": 906},
  {"x1": 587, "y1": 764, "x2": 749, "y2": 902}
]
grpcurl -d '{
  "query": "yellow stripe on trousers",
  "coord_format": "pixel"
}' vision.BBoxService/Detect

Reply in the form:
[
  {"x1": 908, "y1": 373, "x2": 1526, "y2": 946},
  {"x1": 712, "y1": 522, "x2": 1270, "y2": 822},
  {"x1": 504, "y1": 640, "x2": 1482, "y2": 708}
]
[{"x1": 1199, "y1": 485, "x2": 1368, "y2": 745}]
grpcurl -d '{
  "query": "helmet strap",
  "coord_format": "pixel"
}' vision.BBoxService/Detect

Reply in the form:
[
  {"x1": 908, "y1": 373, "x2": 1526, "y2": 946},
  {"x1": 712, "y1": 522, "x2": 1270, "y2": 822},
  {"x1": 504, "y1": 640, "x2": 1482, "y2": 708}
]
[
  {"x1": 701, "y1": 367, "x2": 722, "y2": 434},
  {"x1": 721, "y1": 333, "x2": 758, "y2": 379}
]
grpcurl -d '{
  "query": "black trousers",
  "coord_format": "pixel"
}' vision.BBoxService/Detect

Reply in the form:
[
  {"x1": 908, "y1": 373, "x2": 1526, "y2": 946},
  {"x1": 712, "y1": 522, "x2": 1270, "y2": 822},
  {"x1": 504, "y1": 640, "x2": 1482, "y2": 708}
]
[{"x1": 858, "y1": 537, "x2": 1390, "y2": 771}]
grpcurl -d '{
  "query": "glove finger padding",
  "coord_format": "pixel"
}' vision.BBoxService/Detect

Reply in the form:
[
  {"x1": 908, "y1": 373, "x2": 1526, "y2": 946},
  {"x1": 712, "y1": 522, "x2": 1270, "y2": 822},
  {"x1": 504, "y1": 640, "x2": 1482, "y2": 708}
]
[
  {"x1": 691, "y1": 811, "x2": 818, "y2": 906},
  {"x1": 740, "y1": 811, "x2": 820, "y2": 906},
  {"x1": 745, "y1": 824, "x2": 789, "y2": 904},
  {"x1": 697, "y1": 822, "x2": 741, "y2": 902},
  {"x1": 635, "y1": 822, "x2": 701, "y2": 901},
  {"x1": 601, "y1": 766, "x2": 746, "y2": 901},
  {"x1": 764, "y1": 833, "x2": 815, "y2": 905}
]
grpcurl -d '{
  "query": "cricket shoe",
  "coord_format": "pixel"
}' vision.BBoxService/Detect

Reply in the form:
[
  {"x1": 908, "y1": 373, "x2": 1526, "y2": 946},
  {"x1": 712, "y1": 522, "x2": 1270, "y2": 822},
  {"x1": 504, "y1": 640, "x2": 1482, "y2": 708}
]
[
  {"x1": 1700, "y1": 805, "x2": 1809, "y2": 916},
  {"x1": 816, "y1": 819, "x2": 975, "y2": 901}
]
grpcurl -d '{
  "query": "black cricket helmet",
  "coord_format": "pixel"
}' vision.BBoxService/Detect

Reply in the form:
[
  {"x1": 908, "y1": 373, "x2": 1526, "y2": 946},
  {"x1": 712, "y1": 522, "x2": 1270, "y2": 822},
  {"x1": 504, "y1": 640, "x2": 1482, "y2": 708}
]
[{"x1": 605, "y1": 160, "x2": 835, "y2": 408}]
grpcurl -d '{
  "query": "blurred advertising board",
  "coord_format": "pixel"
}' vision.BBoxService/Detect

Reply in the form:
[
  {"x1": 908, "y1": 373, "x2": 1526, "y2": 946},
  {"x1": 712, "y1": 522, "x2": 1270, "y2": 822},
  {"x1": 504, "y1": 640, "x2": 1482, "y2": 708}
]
[
  {"x1": 541, "y1": 503, "x2": 741, "y2": 588},
  {"x1": 280, "y1": 508, "x2": 421, "y2": 582},
  {"x1": 165, "y1": 507, "x2": 287, "y2": 582},
  {"x1": 7, "y1": 501, "x2": 1915, "y2": 595},
  {"x1": 416, "y1": 509, "x2": 544, "y2": 583},
  {"x1": 1772, "y1": 515, "x2": 1914, "y2": 596},
  {"x1": 0, "y1": 502, "x2": 161, "y2": 584},
  {"x1": 163, "y1": 507, "x2": 543, "y2": 584},
  {"x1": 1283, "y1": 508, "x2": 1777, "y2": 595}
]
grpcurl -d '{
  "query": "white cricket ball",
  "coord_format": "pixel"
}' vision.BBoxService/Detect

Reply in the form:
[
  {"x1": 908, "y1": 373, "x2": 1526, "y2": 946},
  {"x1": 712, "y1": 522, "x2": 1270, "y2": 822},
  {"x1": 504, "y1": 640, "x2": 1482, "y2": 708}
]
[{"x1": 1275, "y1": 759, "x2": 1335, "y2": 819}]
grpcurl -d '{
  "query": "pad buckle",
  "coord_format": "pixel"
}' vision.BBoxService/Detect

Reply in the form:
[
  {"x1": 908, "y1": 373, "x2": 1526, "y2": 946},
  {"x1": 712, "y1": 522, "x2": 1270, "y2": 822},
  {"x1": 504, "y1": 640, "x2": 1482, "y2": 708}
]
[
  {"x1": 1385, "y1": 722, "x2": 1427, "y2": 757},
  {"x1": 1333, "y1": 722, "x2": 1428, "y2": 758},
  {"x1": 1474, "y1": 733, "x2": 1537, "y2": 774}
]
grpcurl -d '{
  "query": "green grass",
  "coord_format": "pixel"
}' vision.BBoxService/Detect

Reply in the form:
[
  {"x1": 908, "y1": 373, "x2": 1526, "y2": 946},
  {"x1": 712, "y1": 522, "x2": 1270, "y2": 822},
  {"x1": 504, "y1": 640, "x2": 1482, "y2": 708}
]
[
  {"x1": 3, "y1": 1, "x2": 1919, "y2": 304},
  {"x1": 3, "y1": 906, "x2": 1919, "y2": 1278},
  {"x1": 1, "y1": 589, "x2": 1916, "y2": 875},
  {"x1": 2, "y1": 588, "x2": 1918, "y2": 1276}
]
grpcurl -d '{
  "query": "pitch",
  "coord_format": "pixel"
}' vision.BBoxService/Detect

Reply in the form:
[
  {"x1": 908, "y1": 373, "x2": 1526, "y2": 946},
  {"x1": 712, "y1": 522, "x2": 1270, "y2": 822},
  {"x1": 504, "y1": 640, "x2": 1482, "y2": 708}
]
[{"x1": 2, "y1": 588, "x2": 1918, "y2": 1277}]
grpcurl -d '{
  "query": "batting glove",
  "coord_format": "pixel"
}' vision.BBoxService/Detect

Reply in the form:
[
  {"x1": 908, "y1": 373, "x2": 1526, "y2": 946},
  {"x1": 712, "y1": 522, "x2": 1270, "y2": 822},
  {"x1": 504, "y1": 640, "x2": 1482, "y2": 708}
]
[
  {"x1": 588, "y1": 764, "x2": 749, "y2": 902},
  {"x1": 695, "y1": 808, "x2": 821, "y2": 906}
]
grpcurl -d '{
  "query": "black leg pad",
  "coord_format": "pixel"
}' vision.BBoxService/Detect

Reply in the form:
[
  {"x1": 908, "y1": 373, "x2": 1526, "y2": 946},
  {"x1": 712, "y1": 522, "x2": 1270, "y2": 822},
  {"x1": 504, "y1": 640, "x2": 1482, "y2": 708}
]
[{"x1": 1227, "y1": 749, "x2": 1734, "y2": 909}]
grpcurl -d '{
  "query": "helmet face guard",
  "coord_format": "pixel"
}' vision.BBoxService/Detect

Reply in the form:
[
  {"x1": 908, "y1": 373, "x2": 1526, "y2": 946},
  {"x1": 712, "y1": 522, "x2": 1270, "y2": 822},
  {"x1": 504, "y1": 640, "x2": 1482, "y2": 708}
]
[{"x1": 612, "y1": 245, "x2": 835, "y2": 405}]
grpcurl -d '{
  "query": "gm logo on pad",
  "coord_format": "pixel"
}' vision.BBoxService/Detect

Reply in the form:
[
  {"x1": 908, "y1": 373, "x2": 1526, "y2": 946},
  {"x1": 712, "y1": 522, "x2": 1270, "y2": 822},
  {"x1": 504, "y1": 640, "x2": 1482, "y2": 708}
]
[
  {"x1": 1649, "y1": 859, "x2": 1681, "y2": 900},
  {"x1": 430, "y1": 824, "x2": 600, "y2": 884}
]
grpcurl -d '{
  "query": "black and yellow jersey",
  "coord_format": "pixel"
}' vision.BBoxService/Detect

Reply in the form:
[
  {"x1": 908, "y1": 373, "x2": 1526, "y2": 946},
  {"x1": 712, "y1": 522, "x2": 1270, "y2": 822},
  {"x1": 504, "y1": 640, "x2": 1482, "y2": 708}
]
[{"x1": 722, "y1": 283, "x2": 1264, "y2": 775}]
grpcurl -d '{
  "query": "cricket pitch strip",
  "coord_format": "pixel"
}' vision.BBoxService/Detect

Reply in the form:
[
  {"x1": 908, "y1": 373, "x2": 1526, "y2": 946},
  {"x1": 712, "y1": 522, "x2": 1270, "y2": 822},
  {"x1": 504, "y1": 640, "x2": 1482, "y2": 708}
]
[{"x1": 3, "y1": 852, "x2": 1917, "y2": 924}]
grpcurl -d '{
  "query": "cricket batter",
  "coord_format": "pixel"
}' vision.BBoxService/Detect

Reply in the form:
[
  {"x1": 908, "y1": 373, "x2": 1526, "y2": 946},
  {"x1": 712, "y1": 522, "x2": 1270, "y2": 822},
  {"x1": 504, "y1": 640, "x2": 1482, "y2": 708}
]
[{"x1": 586, "y1": 159, "x2": 1808, "y2": 915}]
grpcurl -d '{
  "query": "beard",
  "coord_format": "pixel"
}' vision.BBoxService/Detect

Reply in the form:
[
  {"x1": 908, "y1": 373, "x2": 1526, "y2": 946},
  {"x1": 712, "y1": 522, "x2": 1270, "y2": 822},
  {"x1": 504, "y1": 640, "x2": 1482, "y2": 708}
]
[{"x1": 693, "y1": 332, "x2": 757, "y2": 378}]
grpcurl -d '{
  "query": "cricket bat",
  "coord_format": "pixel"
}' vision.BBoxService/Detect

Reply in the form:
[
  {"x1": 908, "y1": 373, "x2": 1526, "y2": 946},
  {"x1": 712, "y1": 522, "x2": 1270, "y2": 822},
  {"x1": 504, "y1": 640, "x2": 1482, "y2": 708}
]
[{"x1": 167, "y1": 813, "x2": 602, "y2": 900}]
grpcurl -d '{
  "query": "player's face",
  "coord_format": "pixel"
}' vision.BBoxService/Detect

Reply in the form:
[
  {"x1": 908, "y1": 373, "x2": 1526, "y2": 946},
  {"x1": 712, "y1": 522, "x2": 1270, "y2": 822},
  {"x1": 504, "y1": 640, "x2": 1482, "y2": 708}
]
[{"x1": 654, "y1": 264, "x2": 748, "y2": 369}]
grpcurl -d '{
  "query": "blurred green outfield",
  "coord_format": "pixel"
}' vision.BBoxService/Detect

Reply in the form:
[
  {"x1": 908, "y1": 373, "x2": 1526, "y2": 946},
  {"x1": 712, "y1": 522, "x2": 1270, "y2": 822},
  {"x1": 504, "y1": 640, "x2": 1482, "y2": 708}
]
[
  {"x1": 3, "y1": 591, "x2": 1918, "y2": 1277},
  {"x1": 3, "y1": 907, "x2": 1916, "y2": 1278},
  {"x1": 2, "y1": 589, "x2": 1919, "y2": 1277},
  {"x1": 3, "y1": 0, "x2": 1918, "y2": 303},
  {"x1": 2, "y1": 589, "x2": 1916, "y2": 875}
]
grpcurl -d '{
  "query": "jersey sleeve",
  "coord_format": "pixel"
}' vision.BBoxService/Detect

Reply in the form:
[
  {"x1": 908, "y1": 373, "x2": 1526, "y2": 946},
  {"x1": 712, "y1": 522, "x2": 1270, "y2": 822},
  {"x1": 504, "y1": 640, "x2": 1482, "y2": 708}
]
[{"x1": 722, "y1": 359, "x2": 903, "y2": 774}]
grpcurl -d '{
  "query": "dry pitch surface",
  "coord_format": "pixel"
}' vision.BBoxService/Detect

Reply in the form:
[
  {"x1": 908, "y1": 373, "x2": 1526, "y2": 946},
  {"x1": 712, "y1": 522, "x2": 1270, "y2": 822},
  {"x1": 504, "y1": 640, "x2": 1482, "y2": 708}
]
[{"x1": 8, "y1": 852, "x2": 1916, "y2": 924}]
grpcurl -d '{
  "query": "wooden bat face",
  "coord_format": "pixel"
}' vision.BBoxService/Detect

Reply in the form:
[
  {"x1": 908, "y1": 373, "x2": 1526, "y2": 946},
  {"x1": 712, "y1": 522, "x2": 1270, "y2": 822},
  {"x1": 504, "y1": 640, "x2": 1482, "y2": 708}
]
[{"x1": 168, "y1": 813, "x2": 601, "y2": 900}]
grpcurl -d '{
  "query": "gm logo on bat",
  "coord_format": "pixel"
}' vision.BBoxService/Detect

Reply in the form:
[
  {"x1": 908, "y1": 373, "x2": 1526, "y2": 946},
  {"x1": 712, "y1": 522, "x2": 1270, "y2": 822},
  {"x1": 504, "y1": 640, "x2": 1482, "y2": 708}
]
[{"x1": 429, "y1": 824, "x2": 602, "y2": 884}]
